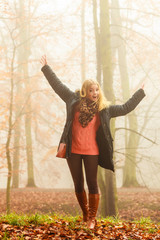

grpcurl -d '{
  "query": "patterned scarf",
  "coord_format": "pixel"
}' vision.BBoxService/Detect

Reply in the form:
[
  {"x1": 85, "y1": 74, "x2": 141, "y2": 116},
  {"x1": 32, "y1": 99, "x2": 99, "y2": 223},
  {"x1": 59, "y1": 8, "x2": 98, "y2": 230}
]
[{"x1": 79, "y1": 98, "x2": 99, "y2": 128}]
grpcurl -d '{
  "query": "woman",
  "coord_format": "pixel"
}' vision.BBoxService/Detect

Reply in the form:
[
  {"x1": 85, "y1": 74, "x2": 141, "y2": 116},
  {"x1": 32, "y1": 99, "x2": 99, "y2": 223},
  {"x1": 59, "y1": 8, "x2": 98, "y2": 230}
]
[{"x1": 40, "y1": 55, "x2": 145, "y2": 229}]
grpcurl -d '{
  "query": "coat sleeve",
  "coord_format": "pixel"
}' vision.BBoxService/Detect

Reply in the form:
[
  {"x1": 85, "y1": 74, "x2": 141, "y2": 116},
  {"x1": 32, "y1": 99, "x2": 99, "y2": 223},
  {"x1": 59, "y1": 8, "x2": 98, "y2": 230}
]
[
  {"x1": 109, "y1": 88, "x2": 145, "y2": 118},
  {"x1": 41, "y1": 65, "x2": 74, "y2": 103}
]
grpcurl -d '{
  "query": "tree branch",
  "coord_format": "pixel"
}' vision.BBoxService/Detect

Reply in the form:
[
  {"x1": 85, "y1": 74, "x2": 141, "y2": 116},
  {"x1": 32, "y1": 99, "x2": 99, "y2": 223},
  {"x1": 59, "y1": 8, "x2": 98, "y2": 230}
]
[{"x1": 115, "y1": 127, "x2": 157, "y2": 144}]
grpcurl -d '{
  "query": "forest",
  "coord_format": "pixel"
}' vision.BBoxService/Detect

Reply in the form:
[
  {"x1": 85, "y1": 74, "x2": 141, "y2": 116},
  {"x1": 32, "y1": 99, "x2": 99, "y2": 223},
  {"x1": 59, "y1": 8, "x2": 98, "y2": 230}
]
[{"x1": 0, "y1": 0, "x2": 160, "y2": 239}]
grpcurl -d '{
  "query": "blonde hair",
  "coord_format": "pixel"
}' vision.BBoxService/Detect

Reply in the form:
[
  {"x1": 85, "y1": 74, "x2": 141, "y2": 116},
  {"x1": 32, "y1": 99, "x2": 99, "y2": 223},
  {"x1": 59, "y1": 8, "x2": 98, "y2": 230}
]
[{"x1": 79, "y1": 79, "x2": 110, "y2": 111}]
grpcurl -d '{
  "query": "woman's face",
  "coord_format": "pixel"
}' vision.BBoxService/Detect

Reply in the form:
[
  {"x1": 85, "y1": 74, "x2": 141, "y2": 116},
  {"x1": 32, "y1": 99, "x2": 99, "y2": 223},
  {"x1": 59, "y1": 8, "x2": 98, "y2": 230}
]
[{"x1": 87, "y1": 84, "x2": 99, "y2": 102}]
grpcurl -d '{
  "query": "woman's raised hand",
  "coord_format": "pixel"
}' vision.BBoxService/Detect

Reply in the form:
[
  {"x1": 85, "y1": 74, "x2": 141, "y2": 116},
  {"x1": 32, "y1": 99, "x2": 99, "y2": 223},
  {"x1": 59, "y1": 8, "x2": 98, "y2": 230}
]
[
  {"x1": 141, "y1": 83, "x2": 145, "y2": 90},
  {"x1": 40, "y1": 55, "x2": 47, "y2": 66}
]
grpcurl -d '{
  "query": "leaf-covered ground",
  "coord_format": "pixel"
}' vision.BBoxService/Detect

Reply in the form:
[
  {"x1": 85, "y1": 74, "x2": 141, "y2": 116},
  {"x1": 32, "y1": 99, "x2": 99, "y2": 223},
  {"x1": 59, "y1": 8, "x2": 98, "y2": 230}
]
[
  {"x1": 0, "y1": 188, "x2": 160, "y2": 239},
  {"x1": 0, "y1": 188, "x2": 160, "y2": 222},
  {"x1": 0, "y1": 214, "x2": 160, "y2": 239}
]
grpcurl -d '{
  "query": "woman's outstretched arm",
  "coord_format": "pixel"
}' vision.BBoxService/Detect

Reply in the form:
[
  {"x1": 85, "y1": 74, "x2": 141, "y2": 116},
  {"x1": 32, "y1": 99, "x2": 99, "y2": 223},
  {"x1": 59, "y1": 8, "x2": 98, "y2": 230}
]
[
  {"x1": 109, "y1": 88, "x2": 146, "y2": 118},
  {"x1": 41, "y1": 55, "x2": 74, "y2": 103}
]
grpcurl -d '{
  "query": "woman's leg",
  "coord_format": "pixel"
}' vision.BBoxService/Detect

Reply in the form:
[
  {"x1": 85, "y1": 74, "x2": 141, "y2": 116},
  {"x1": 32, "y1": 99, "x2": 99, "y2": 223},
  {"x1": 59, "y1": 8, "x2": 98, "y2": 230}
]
[
  {"x1": 83, "y1": 155, "x2": 99, "y2": 194},
  {"x1": 83, "y1": 155, "x2": 99, "y2": 229},
  {"x1": 67, "y1": 153, "x2": 88, "y2": 221},
  {"x1": 67, "y1": 153, "x2": 84, "y2": 193}
]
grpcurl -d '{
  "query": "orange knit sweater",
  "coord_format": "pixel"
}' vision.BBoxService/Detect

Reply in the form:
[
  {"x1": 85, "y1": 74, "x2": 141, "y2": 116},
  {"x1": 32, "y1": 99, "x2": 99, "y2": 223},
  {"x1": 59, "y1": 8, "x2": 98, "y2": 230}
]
[{"x1": 71, "y1": 111, "x2": 101, "y2": 155}]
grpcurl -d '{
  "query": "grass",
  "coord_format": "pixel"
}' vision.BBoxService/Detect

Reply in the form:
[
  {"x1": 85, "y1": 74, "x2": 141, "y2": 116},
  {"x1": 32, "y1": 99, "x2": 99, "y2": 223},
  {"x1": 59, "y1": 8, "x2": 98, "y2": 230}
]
[
  {"x1": 0, "y1": 212, "x2": 159, "y2": 227},
  {"x1": 133, "y1": 216, "x2": 152, "y2": 225},
  {"x1": 132, "y1": 217, "x2": 159, "y2": 234},
  {"x1": 0, "y1": 212, "x2": 54, "y2": 226},
  {"x1": 0, "y1": 212, "x2": 85, "y2": 227},
  {"x1": 0, "y1": 213, "x2": 159, "y2": 239}
]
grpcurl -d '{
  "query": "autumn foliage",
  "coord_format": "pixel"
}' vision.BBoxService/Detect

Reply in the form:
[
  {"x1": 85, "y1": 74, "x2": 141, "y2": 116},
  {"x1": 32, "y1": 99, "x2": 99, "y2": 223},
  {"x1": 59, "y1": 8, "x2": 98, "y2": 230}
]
[
  {"x1": 0, "y1": 214, "x2": 160, "y2": 239},
  {"x1": 0, "y1": 188, "x2": 160, "y2": 239}
]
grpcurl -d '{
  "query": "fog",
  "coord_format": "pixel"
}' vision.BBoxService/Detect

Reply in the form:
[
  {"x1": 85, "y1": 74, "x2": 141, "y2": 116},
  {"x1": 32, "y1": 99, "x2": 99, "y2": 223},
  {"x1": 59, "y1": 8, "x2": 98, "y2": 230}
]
[{"x1": 0, "y1": 0, "x2": 160, "y2": 191}]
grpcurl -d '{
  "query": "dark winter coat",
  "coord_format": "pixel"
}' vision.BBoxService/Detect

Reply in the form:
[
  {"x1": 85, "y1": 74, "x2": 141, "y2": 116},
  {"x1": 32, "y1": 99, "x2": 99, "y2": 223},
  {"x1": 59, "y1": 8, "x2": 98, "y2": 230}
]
[{"x1": 41, "y1": 65, "x2": 145, "y2": 172}]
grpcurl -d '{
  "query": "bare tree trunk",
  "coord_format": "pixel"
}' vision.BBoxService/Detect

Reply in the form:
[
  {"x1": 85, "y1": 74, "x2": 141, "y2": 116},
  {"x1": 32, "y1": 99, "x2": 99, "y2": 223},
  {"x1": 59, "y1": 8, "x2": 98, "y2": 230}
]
[
  {"x1": 97, "y1": 167, "x2": 106, "y2": 214},
  {"x1": 6, "y1": 48, "x2": 16, "y2": 214},
  {"x1": 100, "y1": 0, "x2": 117, "y2": 217},
  {"x1": 12, "y1": 6, "x2": 24, "y2": 188},
  {"x1": 105, "y1": 170, "x2": 117, "y2": 215},
  {"x1": 24, "y1": 31, "x2": 36, "y2": 188},
  {"x1": 123, "y1": 113, "x2": 139, "y2": 186},
  {"x1": 100, "y1": 0, "x2": 114, "y2": 101},
  {"x1": 19, "y1": 0, "x2": 36, "y2": 187},
  {"x1": 12, "y1": 120, "x2": 21, "y2": 188},
  {"x1": 6, "y1": 138, "x2": 12, "y2": 214},
  {"x1": 81, "y1": 0, "x2": 86, "y2": 82},
  {"x1": 92, "y1": 0, "x2": 117, "y2": 217},
  {"x1": 92, "y1": 0, "x2": 101, "y2": 84},
  {"x1": 111, "y1": 0, "x2": 139, "y2": 187},
  {"x1": 25, "y1": 89, "x2": 35, "y2": 187}
]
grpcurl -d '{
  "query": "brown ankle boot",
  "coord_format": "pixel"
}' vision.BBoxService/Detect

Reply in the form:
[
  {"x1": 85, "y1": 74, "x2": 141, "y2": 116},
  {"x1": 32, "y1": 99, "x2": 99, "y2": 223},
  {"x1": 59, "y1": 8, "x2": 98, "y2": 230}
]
[
  {"x1": 88, "y1": 193, "x2": 100, "y2": 229},
  {"x1": 75, "y1": 191, "x2": 88, "y2": 222}
]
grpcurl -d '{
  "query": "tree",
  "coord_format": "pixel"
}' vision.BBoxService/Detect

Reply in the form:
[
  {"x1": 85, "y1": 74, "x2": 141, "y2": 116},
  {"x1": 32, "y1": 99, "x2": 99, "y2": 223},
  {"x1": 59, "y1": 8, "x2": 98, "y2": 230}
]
[
  {"x1": 110, "y1": 0, "x2": 159, "y2": 187},
  {"x1": 92, "y1": 0, "x2": 101, "y2": 84},
  {"x1": 92, "y1": 0, "x2": 117, "y2": 217},
  {"x1": 11, "y1": 0, "x2": 36, "y2": 187},
  {"x1": 81, "y1": 0, "x2": 86, "y2": 82},
  {"x1": 110, "y1": 0, "x2": 139, "y2": 187},
  {"x1": 6, "y1": 47, "x2": 15, "y2": 214},
  {"x1": 12, "y1": 1, "x2": 25, "y2": 188}
]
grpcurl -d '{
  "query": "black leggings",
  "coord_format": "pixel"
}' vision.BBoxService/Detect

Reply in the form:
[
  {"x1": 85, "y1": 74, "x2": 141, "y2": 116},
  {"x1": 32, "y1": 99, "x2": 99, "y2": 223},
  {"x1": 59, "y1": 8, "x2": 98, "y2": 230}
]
[{"x1": 67, "y1": 153, "x2": 99, "y2": 194}]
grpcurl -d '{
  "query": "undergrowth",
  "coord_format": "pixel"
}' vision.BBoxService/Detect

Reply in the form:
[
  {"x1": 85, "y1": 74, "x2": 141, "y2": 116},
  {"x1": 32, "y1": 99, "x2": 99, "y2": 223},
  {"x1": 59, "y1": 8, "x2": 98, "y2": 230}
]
[
  {"x1": 0, "y1": 213, "x2": 160, "y2": 240},
  {"x1": 0, "y1": 213, "x2": 159, "y2": 227}
]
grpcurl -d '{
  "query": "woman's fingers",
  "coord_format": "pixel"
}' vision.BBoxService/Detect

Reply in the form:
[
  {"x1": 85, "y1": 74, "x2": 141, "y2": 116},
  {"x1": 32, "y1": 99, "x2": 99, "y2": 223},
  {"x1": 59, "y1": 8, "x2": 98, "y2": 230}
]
[{"x1": 40, "y1": 55, "x2": 47, "y2": 66}]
